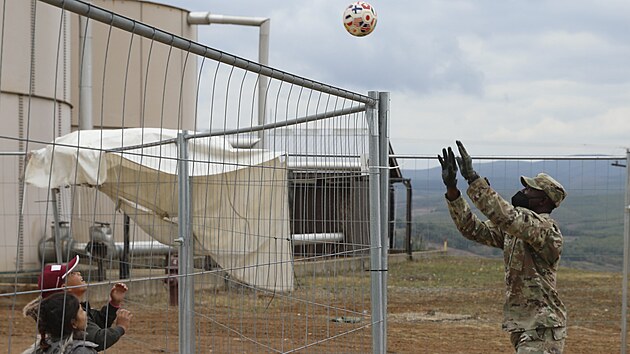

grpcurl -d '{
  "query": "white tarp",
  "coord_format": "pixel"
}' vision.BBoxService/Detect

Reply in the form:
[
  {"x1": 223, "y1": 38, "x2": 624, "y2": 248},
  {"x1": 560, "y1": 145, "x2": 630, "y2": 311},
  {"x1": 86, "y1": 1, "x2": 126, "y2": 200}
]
[{"x1": 25, "y1": 128, "x2": 294, "y2": 292}]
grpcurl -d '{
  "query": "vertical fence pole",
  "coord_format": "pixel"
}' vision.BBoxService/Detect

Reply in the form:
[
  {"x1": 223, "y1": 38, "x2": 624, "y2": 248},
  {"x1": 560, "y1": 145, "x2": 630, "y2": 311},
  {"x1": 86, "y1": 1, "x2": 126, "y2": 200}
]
[
  {"x1": 405, "y1": 179, "x2": 413, "y2": 259},
  {"x1": 378, "y1": 91, "x2": 390, "y2": 351},
  {"x1": 177, "y1": 132, "x2": 194, "y2": 354},
  {"x1": 367, "y1": 91, "x2": 384, "y2": 354},
  {"x1": 622, "y1": 149, "x2": 630, "y2": 354},
  {"x1": 50, "y1": 188, "x2": 62, "y2": 263},
  {"x1": 120, "y1": 214, "x2": 130, "y2": 279}
]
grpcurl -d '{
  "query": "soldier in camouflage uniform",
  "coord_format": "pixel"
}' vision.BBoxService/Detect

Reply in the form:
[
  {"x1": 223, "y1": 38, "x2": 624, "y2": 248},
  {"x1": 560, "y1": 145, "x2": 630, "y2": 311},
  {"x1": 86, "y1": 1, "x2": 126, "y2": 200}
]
[{"x1": 437, "y1": 141, "x2": 567, "y2": 354}]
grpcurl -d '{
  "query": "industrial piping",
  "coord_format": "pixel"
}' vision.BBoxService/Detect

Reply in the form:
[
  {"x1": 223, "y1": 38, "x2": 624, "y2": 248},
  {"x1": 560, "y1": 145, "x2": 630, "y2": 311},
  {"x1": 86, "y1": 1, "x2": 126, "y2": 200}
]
[{"x1": 187, "y1": 12, "x2": 270, "y2": 148}]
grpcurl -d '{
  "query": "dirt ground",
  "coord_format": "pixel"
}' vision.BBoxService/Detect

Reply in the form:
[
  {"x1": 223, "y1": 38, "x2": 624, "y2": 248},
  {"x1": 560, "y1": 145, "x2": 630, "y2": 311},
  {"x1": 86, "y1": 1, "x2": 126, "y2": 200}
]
[{"x1": 1, "y1": 255, "x2": 624, "y2": 353}]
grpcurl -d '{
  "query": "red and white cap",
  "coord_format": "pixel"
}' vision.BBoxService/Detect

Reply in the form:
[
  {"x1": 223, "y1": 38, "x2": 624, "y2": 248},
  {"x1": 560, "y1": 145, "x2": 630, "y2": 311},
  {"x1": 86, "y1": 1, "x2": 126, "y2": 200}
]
[{"x1": 38, "y1": 255, "x2": 80, "y2": 298}]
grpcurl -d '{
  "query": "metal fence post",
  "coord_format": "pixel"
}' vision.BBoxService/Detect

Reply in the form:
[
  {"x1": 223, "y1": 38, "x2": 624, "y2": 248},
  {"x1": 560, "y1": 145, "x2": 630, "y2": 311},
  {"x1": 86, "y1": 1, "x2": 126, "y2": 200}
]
[
  {"x1": 177, "y1": 131, "x2": 194, "y2": 354},
  {"x1": 622, "y1": 149, "x2": 630, "y2": 354},
  {"x1": 50, "y1": 188, "x2": 63, "y2": 263},
  {"x1": 378, "y1": 91, "x2": 390, "y2": 352},
  {"x1": 367, "y1": 91, "x2": 384, "y2": 354}
]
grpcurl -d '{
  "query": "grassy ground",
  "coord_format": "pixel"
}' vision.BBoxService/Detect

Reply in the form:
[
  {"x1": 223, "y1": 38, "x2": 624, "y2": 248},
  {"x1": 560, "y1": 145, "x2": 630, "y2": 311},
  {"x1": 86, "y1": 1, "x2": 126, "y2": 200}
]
[
  {"x1": 386, "y1": 254, "x2": 623, "y2": 353},
  {"x1": 1, "y1": 254, "x2": 625, "y2": 353}
]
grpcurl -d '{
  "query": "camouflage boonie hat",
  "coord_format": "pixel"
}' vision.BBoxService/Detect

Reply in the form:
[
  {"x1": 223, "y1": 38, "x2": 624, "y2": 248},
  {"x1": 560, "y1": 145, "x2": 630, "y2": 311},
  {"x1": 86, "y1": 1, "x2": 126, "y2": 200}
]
[{"x1": 520, "y1": 173, "x2": 567, "y2": 207}]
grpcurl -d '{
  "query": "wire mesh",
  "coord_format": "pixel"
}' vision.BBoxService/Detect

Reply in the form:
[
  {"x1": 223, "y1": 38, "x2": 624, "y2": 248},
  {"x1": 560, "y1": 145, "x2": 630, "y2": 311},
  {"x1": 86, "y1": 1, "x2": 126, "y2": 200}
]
[
  {"x1": 0, "y1": 1, "x2": 378, "y2": 353},
  {"x1": 1, "y1": 1, "x2": 629, "y2": 353},
  {"x1": 390, "y1": 155, "x2": 627, "y2": 353}
]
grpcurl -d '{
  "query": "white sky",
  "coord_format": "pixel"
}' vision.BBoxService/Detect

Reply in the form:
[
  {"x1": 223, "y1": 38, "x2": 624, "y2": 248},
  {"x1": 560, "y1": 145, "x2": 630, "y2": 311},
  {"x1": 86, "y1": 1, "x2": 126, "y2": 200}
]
[{"x1": 165, "y1": 0, "x2": 630, "y2": 157}]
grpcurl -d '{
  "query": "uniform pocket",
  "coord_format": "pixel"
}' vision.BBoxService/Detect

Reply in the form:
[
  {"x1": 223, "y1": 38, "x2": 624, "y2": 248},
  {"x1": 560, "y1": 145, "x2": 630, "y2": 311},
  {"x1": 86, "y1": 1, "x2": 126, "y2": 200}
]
[{"x1": 519, "y1": 328, "x2": 543, "y2": 342}]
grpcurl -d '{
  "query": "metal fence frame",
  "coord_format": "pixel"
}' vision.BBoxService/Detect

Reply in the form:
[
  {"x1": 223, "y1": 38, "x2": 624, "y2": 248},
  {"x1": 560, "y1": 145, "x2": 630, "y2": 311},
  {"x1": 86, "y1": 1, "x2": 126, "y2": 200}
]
[
  {"x1": 392, "y1": 152, "x2": 630, "y2": 353},
  {"x1": 25, "y1": 1, "x2": 391, "y2": 353}
]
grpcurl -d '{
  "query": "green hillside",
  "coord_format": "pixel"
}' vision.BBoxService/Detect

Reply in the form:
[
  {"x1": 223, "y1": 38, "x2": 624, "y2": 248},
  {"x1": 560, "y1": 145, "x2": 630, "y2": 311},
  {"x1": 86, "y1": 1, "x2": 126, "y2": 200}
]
[{"x1": 393, "y1": 162, "x2": 625, "y2": 271}]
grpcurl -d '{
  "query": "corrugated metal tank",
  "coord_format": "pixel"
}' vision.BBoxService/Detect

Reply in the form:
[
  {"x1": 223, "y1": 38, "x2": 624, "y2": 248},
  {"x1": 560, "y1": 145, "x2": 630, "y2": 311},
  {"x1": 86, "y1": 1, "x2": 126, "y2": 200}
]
[
  {"x1": 67, "y1": 0, "x2": 198, "y2": 256},
  {"x1": 0, "y1": 0, "x2": 198, "y2": 272},
  {"x1": 0, "y1": 1, "x2": 72, "y2": 272},
  {"x1": 71, "y1": 0, "x2": 197, "y2": 130}
]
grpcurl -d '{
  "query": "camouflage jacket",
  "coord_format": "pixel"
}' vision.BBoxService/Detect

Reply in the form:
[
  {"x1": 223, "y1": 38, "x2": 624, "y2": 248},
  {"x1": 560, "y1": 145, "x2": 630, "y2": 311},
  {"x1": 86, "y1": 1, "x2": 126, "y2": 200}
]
[{"x1": 446, "y1": 177, "x2": 567, "y2": 332}]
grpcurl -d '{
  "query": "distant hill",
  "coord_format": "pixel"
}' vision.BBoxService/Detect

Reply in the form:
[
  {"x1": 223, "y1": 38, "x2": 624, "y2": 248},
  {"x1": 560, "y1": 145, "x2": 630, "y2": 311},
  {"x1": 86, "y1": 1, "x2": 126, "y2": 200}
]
[
  {"x1": 394, "y1": 159, "x2": 626, "y2": 271},
  {"x1": 402, "y1": 158, "x2": 626, "y2": 196}
]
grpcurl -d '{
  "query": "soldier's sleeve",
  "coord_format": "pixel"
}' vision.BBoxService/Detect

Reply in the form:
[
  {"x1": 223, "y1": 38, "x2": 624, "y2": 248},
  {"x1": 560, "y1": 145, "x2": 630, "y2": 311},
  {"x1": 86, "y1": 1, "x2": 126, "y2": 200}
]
[
  {"x1": 466, "y1": 177, "x2": 562, "y2": 264},
  {"x1": 446, "y1": 193, "x2": 505, "y2": 249}
]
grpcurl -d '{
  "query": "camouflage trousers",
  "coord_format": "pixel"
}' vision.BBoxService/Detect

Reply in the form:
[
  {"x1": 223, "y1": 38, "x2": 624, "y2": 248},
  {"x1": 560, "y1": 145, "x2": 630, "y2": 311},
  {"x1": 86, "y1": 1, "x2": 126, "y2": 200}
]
[{"x1": 510, "y1": 327, "x2": 567, "y2": 354}]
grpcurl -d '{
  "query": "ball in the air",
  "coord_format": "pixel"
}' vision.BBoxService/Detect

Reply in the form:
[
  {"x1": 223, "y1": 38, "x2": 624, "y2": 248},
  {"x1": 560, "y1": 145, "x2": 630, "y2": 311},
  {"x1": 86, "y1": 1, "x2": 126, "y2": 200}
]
[{"x1": 343, "y1": 2, "x2": 377, "y2": 37}]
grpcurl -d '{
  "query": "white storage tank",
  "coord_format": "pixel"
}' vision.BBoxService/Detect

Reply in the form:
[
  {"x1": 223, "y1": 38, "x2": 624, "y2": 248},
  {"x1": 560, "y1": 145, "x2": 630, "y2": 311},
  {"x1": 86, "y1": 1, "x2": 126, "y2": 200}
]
[
  {"x1": 0, "y1": 0, "x2": 199, "y2": 272},
  {"x1": 0, "y1": 0, "x2": 72, "y2": 272},
  {"x1": 70, "y1": 0, "x2": 198, "y2": 130},
  {"x1": 67, "y1": 0, "x2": 198, "y2": 256}
]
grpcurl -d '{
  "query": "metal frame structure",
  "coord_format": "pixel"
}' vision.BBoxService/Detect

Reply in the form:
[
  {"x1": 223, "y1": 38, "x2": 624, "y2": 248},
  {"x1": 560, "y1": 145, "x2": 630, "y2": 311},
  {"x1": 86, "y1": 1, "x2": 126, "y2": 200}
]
[
  {"x1": 187, "y1": 12, "x2": 270, "y2": 147},
  {"x1": 33, "y1": 1, "x2": 389, "y2": 352},
  {"x1": 392, "y1": 153, "x2": 630, "y2": 353}
]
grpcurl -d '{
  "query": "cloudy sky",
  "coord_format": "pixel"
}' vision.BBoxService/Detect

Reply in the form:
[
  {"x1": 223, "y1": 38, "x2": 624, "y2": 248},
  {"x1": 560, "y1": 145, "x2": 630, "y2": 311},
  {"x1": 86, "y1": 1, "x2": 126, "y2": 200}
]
[{"x1": 165, "y1": 0, "x2": 630, "y2": 157}]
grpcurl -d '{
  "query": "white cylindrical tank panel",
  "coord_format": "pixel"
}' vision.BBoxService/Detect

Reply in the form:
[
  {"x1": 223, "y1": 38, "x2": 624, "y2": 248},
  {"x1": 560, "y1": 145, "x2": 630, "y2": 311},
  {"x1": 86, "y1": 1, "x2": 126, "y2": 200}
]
[
  {"x1": 0, "y1": 0, "x2": 200, "y2": 272},
  {"x1": 1, "y1": 1, "x2": 71, "y2": 106},
  {"x1": 0, "y1": 0, "x2": 72, "y2": 272},
  {"x1": 67, "y1": 1, "x2": 199, "y2": 256},
  {"x1": 71, "y1": 0, "x2": 197, "y2": 130}
]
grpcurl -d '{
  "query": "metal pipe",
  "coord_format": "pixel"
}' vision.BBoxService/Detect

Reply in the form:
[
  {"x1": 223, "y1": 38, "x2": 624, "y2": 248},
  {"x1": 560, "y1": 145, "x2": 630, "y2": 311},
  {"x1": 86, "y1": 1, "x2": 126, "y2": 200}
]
[
  {"x1": 78, "y1": 2, "x2": 93, "y2": 130},
  {"x1": 115, "y1": 241, "x2": 172, "y2": 256},
  {"x1": 197, "y1": 104, "x2": 366, "y2": 138},
  {"x1": 257, "y1": 19, "x2": 270, "y2": 149},
  {"x1": 177, "y1": 131, "x2": 194, "y2": 354},
  {"x1": 187, "y1": 13, "x2": 268, "y2": 26},
  {"x1": 37, "y1": 0, "x2": 375, "y2": 106},
  {"x1": 120, "y1": 214, "x2": 130, "y2": 279},
  {"x1": 50, "y1": 188, "x2": 62, "y2": 263},
  {"x1": 403, "y1": 179, "x2": 413, "y2": 260},
  {"x1": 69, "y1": 241, "x2": 173, "y2": 259},
  {"x1": 367, "y1": 91, "x2": 383, "y2": 354},
  {"x1": 108, "y1": 104, "x2": 367, "y2": 153},
  {"x1": 0, "y1": 152, "x2": 27, "y2": 156},
  {"x1": 186, "y1": 12, "x2": 270, "y2": 149},
  {"x1": 287, "y1": 161, "x2": 362, "y2": 171},
  {"x1": 621, "y1": 149, "x2": 630, "y2": 354},
  {"x1": 378, "y1": 91, "x2": 389, "y2": 351},
  {"x1": 388, "y1": 185, "x2": 395, "y2": 249},
  {"x1": 71, "y1": 235, "x2": 347, "y2": 259},
  {"x1": 292, "y1": 233, "x2": 344, "y2": 246},
  {"x1": 391, "y1": 154, "x2": 626, "y2": 161}
]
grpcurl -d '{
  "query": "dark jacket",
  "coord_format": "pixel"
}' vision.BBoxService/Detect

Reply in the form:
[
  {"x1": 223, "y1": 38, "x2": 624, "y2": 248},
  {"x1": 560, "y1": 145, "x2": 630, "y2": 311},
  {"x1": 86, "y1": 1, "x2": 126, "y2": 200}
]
[
  {"x1": 80, "y1": 301, "x2": 125, "y2": 351},
  {"x1": 21, "y1": 332, "x2": 98, "y2": 354},
  {"x1": 23, "y1": 298, "x2": 125, "y2": 352}
]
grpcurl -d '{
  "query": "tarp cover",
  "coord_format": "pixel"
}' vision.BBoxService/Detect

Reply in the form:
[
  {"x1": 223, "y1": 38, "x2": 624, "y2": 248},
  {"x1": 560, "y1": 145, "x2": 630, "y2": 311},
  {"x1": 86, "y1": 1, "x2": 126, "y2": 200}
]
[{"x1": 25, "y1": 128, "x2": 293, "y2": 292}]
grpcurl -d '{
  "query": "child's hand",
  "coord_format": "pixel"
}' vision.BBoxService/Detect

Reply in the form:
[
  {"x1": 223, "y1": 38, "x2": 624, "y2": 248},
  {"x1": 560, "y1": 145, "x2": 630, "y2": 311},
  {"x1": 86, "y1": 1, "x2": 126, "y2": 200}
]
[
  {"x1": 110, "y1": 283, "x2": 128, "y2": 306},
  {"x1": 114, "y1": 308, "x2": 133, "y2": 332}
]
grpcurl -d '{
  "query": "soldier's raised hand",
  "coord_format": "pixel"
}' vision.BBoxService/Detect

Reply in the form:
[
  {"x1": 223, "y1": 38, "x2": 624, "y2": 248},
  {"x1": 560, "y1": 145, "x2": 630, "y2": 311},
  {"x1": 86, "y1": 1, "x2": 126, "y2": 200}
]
[
  {"x1": 455, "y1": 140, "x2": 479, "y2": 183},
  {"x1": 438, "y1": 146, "x2": 458, "y2": 189}
]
